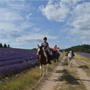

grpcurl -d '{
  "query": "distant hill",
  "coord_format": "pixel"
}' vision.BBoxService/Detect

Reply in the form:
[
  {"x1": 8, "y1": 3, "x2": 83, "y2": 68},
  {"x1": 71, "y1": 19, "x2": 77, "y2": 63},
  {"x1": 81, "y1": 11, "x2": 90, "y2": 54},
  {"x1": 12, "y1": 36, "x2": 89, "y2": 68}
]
[{"x1": 63, "y1": 44, "x2": 90, "y2": 53}]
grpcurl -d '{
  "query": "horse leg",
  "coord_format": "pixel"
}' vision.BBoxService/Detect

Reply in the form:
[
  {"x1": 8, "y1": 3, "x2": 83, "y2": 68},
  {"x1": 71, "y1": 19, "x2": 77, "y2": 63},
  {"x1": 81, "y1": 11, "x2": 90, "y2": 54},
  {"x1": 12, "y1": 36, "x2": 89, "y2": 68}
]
[
  {"x1": 46, "y1": 64, "x2": 49, "y2": 73},
  {"x1": 70, "y1": 58, "x2": 73, "y2": 67},
  {"x1": 57, "y1": 57, "x2": 58, "y2": 62},
  {"x1": 43, "y1": 65, "x2": 46, "y2": 76},
  {"x1": 56, "y1": 59, "x2": 58, "y2": 63},
  {"x1": 57, "y1": 58, "x2": 58, "y2": 61},
  {"x1": 40, "y1": 65, "x2": 42, "y2": 76},
  {"x1": 54, "y1": 58, "x2": 56, "y2": 63},
  {"x1": 68, "y1": 58, "x2": 70, "y2": 67}
]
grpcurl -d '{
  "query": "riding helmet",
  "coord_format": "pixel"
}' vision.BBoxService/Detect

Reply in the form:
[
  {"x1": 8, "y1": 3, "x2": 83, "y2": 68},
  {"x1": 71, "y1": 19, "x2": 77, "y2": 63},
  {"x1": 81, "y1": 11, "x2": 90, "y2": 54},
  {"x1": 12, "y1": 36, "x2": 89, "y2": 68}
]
[{"x1": 43, "y1": 37, "x2": 47, "y2": 40}]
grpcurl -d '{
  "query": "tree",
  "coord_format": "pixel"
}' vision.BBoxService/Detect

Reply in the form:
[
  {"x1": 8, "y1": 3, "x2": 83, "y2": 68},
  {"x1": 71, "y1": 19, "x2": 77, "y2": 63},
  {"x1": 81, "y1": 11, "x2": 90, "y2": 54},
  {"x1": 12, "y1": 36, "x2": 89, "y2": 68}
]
[
  {"x1": 8, "y1": 44, "x2": 10, "y2": 48},
  {"x1": 64, "y1": 44, "x2": 90, "y2": 53},
  {"x1": 32, "y1": 48, "x2": 37, "y2": 50},
  {"x1": 0, "y1": 43, "x2": 3, "y2": 48},
  {"x1": 4, "y1": 44, "x2": 7, "y2": 48},
  {"x1": 49, "y1": 47, "x2": 53, "y2": 51}
]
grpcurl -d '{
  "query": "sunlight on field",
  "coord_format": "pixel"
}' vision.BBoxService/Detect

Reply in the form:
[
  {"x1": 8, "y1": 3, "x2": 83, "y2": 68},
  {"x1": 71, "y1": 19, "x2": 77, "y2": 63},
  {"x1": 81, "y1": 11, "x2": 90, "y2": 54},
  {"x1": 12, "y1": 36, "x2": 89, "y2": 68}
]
[
  {"x1": 75, "y1": 53, "x2": 90, "y2": 77},
  {"x1": 60, "y1": 57, "x2": 86, "y2": 90}
]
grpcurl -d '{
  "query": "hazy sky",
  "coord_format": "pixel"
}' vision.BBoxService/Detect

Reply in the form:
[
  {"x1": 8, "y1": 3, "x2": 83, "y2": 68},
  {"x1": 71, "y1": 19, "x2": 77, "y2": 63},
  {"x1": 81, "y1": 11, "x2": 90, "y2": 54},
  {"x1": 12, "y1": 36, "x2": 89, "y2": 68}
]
[{"x1": 0, "y1": 0, "x2": 90, "y2": 49}]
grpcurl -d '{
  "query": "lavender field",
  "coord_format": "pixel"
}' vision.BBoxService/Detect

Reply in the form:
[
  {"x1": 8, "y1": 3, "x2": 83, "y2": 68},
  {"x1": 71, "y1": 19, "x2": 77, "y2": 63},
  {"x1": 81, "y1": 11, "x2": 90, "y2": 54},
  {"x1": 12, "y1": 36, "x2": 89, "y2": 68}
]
[
  {"x1": 76, "y1": 52, "x2": 90, "y2": 58},
  {"x1": 0, "y1": 48, "x2": 39, "y2": 77}
]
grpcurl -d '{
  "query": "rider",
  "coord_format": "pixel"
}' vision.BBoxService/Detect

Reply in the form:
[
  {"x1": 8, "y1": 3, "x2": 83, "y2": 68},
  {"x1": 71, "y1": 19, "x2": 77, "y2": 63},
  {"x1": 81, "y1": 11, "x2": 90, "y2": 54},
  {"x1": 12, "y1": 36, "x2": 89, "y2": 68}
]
[
  {"x1": 41, "y1": 37, "x2": 51, "y2": 64},
  {"x1": 57, "y1": 47, "x2": 60, "y2": 52},
  {"x1": 54, "y1": 45, "x2": 57, "y2": 51}
]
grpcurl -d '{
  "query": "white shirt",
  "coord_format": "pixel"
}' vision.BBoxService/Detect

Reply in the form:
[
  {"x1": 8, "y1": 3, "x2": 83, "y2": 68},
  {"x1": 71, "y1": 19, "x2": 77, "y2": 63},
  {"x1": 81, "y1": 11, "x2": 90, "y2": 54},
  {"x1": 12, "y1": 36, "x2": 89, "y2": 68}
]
[{"x1": 57, "y1": 49, "x2": 59, "y2": 52}]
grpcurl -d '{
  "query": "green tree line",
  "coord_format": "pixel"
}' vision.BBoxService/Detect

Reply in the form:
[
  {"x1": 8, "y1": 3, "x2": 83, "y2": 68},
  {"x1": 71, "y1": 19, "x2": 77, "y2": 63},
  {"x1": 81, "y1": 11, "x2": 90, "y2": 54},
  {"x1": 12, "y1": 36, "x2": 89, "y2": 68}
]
[
  {"x1": 0, "y1": 43, "x2": 10, "y2": 48},
  {"x1": 64, "y1": 44, "x2": 90, "y2": 53}
]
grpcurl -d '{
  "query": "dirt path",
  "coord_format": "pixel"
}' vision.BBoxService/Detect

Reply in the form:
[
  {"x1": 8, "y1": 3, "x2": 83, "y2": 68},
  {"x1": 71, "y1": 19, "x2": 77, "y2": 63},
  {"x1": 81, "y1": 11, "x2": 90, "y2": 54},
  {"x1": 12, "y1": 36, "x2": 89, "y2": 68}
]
[
  {"x1": 73, "y1": 60, "x2": 90, "y2": 90},
  {"x1": 33, "y1": 55, "x2": 90, "y2": 90},
  {"x1": 34, "y1": 57, "x2": 65, "y2": 90}
]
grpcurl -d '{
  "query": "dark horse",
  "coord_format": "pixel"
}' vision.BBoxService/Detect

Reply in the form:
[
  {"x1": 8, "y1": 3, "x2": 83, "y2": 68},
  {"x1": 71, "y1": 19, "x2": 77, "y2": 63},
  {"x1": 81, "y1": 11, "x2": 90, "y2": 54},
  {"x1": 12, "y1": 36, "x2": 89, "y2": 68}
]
[{"x1": 51, "y1": 51, "x2": 60, "y2": 63}]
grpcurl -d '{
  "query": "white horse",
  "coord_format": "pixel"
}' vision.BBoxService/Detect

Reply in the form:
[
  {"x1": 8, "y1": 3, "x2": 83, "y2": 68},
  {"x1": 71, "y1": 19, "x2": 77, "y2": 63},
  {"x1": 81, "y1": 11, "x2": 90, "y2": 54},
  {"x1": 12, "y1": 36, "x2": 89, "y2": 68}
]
[{"x1": 68, "y1": 51, "x2": 74, "y2": 67}]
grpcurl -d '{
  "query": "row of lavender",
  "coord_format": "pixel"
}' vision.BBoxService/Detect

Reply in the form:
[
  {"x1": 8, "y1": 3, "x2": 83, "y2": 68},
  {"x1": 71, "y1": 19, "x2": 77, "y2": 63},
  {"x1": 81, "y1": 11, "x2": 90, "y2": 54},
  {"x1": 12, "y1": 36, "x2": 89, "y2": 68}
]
[
  {"x1": 76, "y1": 52, "x2": 90, "y2": 58},
  {"x1": 0, "y1": 48, "x2": 39, "y2": 77}
]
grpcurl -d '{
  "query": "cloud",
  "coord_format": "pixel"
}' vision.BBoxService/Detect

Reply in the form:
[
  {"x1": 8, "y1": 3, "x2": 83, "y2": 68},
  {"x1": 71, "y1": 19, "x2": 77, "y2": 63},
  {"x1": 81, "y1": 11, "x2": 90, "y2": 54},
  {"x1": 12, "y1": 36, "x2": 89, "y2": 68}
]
[
  {"x1": 0, "y1": 0, "x2": 31, "y2": 11},
  {"x1": 39, "y1": 0, "x2": 82, "y2": 22},
  {"x1": 0, "y1": 21, "x2": 35, "y2": 38},
  {"x1": 0, "y1": 22, "x2": 20, "y2": 33},
  {"x1": 0, "y1": 38, "x2": 10, "y2": 43},
  {"x1": 79, "y1": 35, "x2": 90, "y2": 44},
  {"x1": 69, "y1": 2, "x2": 90, "y2": 35},
  {"x1": 1, "y1": 0, "x2": 90, "y2": 49},
  {"x1": 65, "y1": 37, "x2": 71, "y2": 39},
  {"x1": 9, "y1": 32, "x2": 22, "y2": 38},
  {"x1": 39, "y1": 0, "x2": 90, "y2": 44},
  {"x1": 47, "y1": 0, "x2": 54, "y2": 5},
  {"x1": 0, "y1": 8, "x2": 23, "y2": 21},
  {"x1": 32, "y1": 28, "x2": 41, "y2": 32},
  {"x1": 56, "y1": 41, "x2": 60, "y2": 43},
  {"x1": 39, "y1": 1, "x2": 70, "y2": 22},
  {"x1": 18, "y1": 21, "x2": 35, "y2": 30},
  {"x1": 0, "y1": 1, "x2": 35, "y2": 39},
  {"x1": 26, "y1": 13, "x2": 32, "y2": 21},
  {"x1": 67, "y1": 2, "x2": 90, "y2": 45},
  {"x1": 0, "y1": 1, "x2": 59, "y2": 48},
  {"x1": 16, "y1": 33, "x2": 58, "y2": 44}
]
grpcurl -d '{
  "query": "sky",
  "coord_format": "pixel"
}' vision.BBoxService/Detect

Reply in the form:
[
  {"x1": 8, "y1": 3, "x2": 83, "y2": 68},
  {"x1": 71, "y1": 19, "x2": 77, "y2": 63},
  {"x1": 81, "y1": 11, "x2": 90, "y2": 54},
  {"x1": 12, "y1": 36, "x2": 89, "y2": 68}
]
[{"x1": 0, "y1": 0, "x2": 90, "y2": 49}]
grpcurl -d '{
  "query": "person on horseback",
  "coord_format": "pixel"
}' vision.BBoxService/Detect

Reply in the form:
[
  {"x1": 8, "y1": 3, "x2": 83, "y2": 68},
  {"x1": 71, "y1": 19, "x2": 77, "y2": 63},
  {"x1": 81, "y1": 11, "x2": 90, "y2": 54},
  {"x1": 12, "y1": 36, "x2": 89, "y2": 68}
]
[
  {"x1": 54, "y1": 45, "x2": 57, "y2": 51},
  {"x1": 41, "y1": 37, "x2": 51, "y2": 64},
  {"x1": 57, "y1": 47, "x2": 60, "y2": 52}
]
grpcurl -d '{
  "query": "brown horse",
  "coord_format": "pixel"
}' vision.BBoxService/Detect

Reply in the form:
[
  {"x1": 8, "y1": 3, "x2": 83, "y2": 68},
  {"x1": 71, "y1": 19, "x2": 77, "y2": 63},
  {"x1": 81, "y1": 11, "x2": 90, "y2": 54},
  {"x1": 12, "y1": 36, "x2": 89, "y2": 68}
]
[{"x1": 37, "y1": 45, "x2": 49, "y2": 76}]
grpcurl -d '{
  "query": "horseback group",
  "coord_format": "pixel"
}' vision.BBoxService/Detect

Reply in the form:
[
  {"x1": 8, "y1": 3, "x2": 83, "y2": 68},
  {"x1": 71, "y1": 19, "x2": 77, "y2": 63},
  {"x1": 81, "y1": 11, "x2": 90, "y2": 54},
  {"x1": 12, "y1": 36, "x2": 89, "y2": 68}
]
[{"x1": 36, "y1": 37, "x2": 60, "y2": 76}]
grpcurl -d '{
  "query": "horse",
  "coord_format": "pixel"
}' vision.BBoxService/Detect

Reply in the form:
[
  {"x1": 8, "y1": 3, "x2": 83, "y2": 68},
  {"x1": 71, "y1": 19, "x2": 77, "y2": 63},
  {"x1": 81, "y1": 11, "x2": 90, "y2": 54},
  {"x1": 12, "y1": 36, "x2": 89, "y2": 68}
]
[
  {"x1": 51, "y1": 51, "x2": 60, "y2": 63},
  {"x1": 66, "y1": 51, "x2": 75, "y2": 67},
  {"x1": 37, "y1": 45, "x2": 49, "y2": 76}
]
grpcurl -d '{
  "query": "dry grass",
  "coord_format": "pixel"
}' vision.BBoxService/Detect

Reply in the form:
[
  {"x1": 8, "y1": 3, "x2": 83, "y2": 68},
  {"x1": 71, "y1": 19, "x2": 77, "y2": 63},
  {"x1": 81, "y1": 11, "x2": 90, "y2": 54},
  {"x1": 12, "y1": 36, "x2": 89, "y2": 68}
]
[
  {"x1": 74, "y1": 53, "x2": 90, "y2": 77},
  {"x1": 0, "y1": 66, "x2": 40, "y2": 90},
  {"x1": 60, "y1": 57, "x2": 86, "y2": 90},
  {"x1": 0, "y1": 53, "x2": 64, "y2": 90}
]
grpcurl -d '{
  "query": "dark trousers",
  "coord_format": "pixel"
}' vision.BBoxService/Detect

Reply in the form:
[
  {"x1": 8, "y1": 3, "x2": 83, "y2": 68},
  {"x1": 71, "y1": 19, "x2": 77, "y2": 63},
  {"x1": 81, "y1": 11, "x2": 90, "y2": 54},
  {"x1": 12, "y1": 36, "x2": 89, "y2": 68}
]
[{"x1": 45, "y1": 50, "x2": 51, "y2": 62}]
